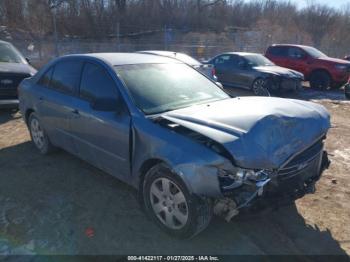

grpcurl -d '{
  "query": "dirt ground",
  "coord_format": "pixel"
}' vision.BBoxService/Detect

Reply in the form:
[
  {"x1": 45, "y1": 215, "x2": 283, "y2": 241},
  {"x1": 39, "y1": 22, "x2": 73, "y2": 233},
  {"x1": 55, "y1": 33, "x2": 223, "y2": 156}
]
[{"x1": 0, "y1": 87, "x2": 349, "y2": 256}]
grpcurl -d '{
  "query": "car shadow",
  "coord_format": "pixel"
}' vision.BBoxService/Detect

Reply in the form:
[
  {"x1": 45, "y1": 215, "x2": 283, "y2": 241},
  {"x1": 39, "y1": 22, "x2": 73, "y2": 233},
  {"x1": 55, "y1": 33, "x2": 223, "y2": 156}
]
[
  {"x1": 0, "y1": 109, "x2": 21, "y2": 125},
  {"x1": 0, "y1": 142, "x2": 348, "y2": 256}
]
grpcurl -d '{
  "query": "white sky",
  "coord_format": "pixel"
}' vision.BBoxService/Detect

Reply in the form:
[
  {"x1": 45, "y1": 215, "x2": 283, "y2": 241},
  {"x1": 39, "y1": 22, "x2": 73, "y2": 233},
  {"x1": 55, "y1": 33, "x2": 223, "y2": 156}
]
[{"x1": 245, "y1": 0, "x2": 350, "y2": 9}]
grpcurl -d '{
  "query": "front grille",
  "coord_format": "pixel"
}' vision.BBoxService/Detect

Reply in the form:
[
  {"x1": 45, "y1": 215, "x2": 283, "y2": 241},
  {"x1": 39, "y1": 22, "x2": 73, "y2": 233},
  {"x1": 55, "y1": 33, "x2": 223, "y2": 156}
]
[
  {"x1": 0, "y1": 73, "x2": 30, "y2": 98},
  {"x1": 280, "y1": 78, "x2": 301, "y2": 90},
  {"x1": 278, "y1": 139, "x2": 324, "y2": 179}
]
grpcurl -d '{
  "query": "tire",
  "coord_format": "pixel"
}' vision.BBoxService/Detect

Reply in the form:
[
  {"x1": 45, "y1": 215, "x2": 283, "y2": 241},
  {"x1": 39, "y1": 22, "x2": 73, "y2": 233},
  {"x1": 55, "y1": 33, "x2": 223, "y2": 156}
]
[
  {"x1": 309, "y1": 71, "x2": 331, "y2": 90},
  {"x1": 28, "y1": 113, "x2": 55, "y2": 154},
  {"x1": 252, "y1": 78, "x2": 271, "y2": 96},
  {"x1": 143, "y1": 163, "x2": 212, "y2": 239},
  {"x1": 345, "y1": 85, "x2": 350, "y2": 100}
]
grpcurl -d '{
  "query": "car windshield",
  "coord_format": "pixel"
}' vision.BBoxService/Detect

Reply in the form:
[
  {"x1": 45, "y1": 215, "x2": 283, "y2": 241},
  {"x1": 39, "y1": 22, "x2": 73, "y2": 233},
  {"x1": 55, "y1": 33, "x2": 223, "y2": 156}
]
[
  {"x1": 0, "y1": 42, "x2": 25, "y2": 63},
  {"x1": 303, "y1": 46, "x2": 327, "y2": 58},
  {"x1": 115, "y1": 63, "x2": 230, "y2": 115},
  {"x1": 244, "y1": 54, "x2": 275, "y2": 67}
]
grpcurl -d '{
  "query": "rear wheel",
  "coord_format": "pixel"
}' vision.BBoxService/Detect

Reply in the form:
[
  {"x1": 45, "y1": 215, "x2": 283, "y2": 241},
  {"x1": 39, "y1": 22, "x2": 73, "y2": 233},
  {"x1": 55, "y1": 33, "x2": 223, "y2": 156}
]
[
  {"x1": 28, "y1": 113, "x2": 55, "y2": 154},
  {"x1": 309, "y1": 71, "x2": 331, "y2": 90},
  {"x1": 252, "y1": 78, "x2": 271, "y2": 96},
  {"x1": 143, "y1": 164, "x2": 212, "y2": 239}
]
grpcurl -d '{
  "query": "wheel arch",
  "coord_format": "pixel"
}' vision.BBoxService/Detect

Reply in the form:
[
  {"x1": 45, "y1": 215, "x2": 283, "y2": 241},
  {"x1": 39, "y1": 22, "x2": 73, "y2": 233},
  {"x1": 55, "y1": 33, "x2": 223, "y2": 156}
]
[
  {"x1": 309, "y1": 68, "x2": 333, "y2": 82},
  {"x1": 25, "y1": 108, "x2": 35, "y2": 125}
]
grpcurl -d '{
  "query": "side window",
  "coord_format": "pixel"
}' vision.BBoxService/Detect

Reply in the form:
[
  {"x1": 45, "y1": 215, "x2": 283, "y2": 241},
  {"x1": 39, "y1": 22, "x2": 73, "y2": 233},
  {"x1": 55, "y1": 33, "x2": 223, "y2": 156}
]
[
  {"x1": 288, "y1": 47, "x2": 305, "y2": 59},
  {"x1": 50, "y1": 60, "x2": 83, "y2": 94},
  {"x1": 38, "y1": 67, "x2": 54, "y2": 87},
  {"x1": 80, "y1": 63, "x2": 119, "y2": 101},
  {"x1": 268, "y1": 46, "x2": 288, "y2": 57},
  {"x1": 214, "y1": 55, "x2": 231, "y2": 65}
]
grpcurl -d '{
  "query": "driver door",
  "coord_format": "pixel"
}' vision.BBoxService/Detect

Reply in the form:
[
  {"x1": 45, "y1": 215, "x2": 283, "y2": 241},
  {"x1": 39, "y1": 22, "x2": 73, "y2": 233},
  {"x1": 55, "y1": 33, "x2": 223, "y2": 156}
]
[{"x1": 69, "y1": 62, "x2": 131, "y2": 180}]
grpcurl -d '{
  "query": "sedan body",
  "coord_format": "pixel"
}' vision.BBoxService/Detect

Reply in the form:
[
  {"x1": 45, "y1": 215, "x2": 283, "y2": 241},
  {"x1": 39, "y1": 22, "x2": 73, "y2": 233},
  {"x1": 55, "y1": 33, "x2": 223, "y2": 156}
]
[
  {"x1": 137, "y1": 50, "x2": 217, "y2": 81},
  {"x1": 19, "y1": 53, "x2": 330, "y2": 238},
  {"x1": 0, "y1": 40, "x2": 37, "y2": 109},
  {"x1": 208, "y1": 52, "x2": 304, "y2": 96}
]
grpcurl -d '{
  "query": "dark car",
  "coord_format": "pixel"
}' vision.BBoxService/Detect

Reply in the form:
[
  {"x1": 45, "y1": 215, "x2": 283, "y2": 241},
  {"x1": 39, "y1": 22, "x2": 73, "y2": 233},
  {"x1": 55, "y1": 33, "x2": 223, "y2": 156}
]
[
  {"x1": 19, "y1": 53, "x2": 330, "y2": 238},
  {"x1": 0, "y1": 40, "x2": 37, "y2": 109},
  {"x1": 208, "y1": 52, "x2": 304, "y2": 96},
  {"x1": 345, "y1": 77, "x2": 350, "y2": 99},
  {"x1": 138, "y1": 50, "x2": 217, "y2": 81},
  {"x1": 266, "y1": 44, "x2": 350, "y2": 90}
]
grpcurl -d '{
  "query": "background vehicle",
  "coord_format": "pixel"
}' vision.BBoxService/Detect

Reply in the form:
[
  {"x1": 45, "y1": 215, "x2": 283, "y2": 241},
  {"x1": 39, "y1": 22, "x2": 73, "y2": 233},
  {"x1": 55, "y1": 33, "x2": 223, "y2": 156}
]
[
  {"x1": 19, "y1": 53, "x2": 330, "y2": 239},
  {"x1": 208, "y1": 52, "x2": 304, "y2": 96},
  {"x1": 345, "y1": 77, "x2": 350, "y2": 99},
  {"x1": 0, "y1": 40, "x2": 37, "y2": 109},
  {"x1": 137, "y1": 50, "x2": 217, "y2": 81},
  {"x1": 266, "y1": 44, "x2": 350, "y2": 90}
]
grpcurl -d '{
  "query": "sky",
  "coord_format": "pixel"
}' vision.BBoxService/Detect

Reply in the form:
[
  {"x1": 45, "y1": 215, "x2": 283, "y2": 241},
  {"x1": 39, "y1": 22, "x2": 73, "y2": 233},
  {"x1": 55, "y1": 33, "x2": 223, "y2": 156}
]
[{"x1": 245, "y1": 0, "x2": 350, "y2": 9}]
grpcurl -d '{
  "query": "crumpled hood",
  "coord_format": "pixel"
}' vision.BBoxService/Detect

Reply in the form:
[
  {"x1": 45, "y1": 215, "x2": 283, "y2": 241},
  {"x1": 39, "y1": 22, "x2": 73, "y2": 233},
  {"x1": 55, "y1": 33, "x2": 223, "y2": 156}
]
[
  {"x1": 162, "y1": 97, "x2": 330, "y2": 169},
  {"x1": 0, "y1": 62, "x2": 37, "y2": 75},
  {"x1": 254, "y1": 65, "x2": 304, "y2": 79}
]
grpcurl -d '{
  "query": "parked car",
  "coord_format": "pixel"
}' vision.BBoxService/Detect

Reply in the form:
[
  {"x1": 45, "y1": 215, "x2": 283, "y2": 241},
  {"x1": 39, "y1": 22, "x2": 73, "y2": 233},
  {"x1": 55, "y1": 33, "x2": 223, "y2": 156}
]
[
  {"x1": 19, "y1": 53, "x2": 330, "y2": 238},
  {"x1": 207, "y1": 52, "x2": 304, "y2": 96},
  {"x1": 345, "y1": 77, "x2": 350, "y2": 99},
  {"x1": 137, "y1": 50, "x2": 217, "y2": 81},
  {"x1": 265, "y1": 44, "x2": 350, "y2": 90},
  {"x1": 0, "y1": 40, "x2": 37, "y2": 109}
]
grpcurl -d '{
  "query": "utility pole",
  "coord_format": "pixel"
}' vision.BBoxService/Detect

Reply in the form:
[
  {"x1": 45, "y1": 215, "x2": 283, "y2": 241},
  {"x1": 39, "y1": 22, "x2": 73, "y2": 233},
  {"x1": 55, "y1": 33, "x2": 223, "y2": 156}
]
[
  {"x1": 116, "y1": 22, "x2": 120, "y2": 52},
  {"x1": 52, "y1": 7, "x2": 59, "y2": 57}
]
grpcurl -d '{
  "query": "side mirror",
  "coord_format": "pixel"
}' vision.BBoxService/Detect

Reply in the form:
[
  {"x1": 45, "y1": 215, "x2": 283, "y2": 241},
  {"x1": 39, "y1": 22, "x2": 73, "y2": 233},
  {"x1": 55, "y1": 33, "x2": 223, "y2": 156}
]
[
  {"x1": 25, "y1": 58, "x2": 31, "y2": 64},
  {"x1": 91, "y1": 97, "x2": 120, "y2": 112}
]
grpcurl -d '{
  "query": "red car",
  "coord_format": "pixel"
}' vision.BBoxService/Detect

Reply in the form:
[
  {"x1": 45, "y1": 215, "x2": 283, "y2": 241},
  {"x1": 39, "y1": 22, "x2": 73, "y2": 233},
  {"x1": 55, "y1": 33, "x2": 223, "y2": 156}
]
[{"x1": 265, "y1": 44, "x2": 350, "y2": 89}]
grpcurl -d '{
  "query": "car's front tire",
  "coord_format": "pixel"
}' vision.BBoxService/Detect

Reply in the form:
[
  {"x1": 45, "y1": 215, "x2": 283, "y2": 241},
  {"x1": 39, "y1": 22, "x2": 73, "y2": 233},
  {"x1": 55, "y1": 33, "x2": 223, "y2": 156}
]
[
  {"x1": 309, "y1": 71, "x2": 331, "y2": 90},
  {"x1": 143, "y1": 163, "x2": 212, "y2": 239},
  {"x1": 28, "y1": 113, "x2": 55, "y2": 155},
  {"x1": 252, "y1": 78, "x2": 271, "y2": 96}
]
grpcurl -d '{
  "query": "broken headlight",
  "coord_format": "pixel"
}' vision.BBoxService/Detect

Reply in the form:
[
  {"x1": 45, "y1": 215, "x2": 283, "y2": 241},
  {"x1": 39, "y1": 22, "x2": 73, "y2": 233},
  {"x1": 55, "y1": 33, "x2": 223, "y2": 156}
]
[{"x1": 218, "y1": 168, "x2": 269, "y2": 191}]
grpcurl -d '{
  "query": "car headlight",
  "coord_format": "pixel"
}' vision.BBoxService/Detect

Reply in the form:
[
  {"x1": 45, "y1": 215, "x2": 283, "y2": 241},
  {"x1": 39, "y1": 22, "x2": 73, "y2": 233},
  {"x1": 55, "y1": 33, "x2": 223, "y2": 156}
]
[
  {"x1": 218, "y1": 168, "x2": 269, "y2": 191},
  {"x1": 335, "y1": 64, "x2": 348, "y2": 71}
]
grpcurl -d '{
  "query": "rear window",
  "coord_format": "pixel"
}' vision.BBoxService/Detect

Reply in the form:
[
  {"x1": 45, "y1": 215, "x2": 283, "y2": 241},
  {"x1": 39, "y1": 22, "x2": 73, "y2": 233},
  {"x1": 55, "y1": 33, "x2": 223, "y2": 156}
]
[
  {"x1": 50, "y1": 60, "x2": 83, "y2": 94},
  {"x1": 267, "y1": 46, "x2": 288, "y2": 57}
]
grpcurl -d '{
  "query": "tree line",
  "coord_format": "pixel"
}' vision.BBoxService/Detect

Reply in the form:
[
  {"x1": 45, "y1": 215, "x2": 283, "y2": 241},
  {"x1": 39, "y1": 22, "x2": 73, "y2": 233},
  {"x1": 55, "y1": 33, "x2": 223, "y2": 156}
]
[{"x1": 1, "y1": 0, "x2": 350, "y2": 56}]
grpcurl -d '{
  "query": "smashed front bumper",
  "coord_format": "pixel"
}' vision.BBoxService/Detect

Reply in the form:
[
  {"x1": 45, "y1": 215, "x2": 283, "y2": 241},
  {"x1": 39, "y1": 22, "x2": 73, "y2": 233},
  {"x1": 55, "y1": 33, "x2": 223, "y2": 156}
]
[
  {"x1": 267, "y1": 77, "x2": 303, "y2": 93},
  {"x1": 214, "y1": 150, "x2": 330, "y2": 221}
]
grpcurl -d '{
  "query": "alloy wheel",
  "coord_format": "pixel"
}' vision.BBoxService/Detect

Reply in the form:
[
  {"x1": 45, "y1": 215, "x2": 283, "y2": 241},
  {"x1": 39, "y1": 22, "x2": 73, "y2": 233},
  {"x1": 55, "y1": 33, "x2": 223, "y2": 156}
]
[{"x1": 150, "y1": 177, "x2": 189, "y2": 230}]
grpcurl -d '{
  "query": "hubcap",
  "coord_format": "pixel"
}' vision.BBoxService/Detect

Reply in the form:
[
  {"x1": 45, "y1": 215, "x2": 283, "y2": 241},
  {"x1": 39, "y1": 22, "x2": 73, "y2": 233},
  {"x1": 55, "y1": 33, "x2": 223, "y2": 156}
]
[
  {"x1": 30, "y1": 118, "x2": 45, "y2": 150},
  {"x1": 150, "y1": 178, "x2": 189, "y2": 230},
  {"x1": 253, "y1": 79, "x2": 270, "y2": 96}
]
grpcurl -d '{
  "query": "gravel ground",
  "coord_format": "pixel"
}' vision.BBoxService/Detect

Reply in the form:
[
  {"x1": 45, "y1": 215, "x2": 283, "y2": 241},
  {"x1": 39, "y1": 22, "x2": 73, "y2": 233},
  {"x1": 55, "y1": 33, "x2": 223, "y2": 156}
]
[{"x1": 0, "y1": 87, "x2": 349, "y2": 256}]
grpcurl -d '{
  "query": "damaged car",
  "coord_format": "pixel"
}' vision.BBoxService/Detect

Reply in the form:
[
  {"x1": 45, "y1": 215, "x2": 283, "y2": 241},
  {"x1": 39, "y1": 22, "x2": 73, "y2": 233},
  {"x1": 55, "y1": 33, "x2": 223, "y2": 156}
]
[
  {"x1": 207, "y1": 52, "x2": 304, "y2": 96},
  {"x1": 19, "y1": 53, "x2": 330, "y2": 239}
]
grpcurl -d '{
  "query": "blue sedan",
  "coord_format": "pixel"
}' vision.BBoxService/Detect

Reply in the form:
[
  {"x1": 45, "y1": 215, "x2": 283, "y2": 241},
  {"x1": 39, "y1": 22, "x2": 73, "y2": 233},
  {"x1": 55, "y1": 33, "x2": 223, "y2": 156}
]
[{"x1": 19, "y1": 53, "x2": 330, "y2": 238}]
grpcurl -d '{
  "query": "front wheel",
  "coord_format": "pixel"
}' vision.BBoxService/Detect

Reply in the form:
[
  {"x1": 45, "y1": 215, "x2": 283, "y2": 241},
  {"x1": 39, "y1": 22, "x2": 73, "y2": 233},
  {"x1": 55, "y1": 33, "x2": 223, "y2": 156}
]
[
  {"x1": 143, "y1": 164, "x2": 212, "y2": 239},
  {"x1": 309, "y1": 71, "x2": 331, "y2": 90},
  {"x1": 28, "y1": 113, "x2": 55, "y2": 154},
  {"x1": 252, "y1": 79, "x2": 271, "y2": 96}
]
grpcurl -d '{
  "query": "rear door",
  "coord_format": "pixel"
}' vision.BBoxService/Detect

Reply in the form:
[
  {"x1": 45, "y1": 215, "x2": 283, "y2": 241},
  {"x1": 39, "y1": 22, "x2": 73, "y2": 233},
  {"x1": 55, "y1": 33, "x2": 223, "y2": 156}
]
[
  {"x1": 35, "y1": 60, "x2": 83, "y2": 152},
  {"x1": 212, "y1": 55, "x2": 234, "y2": 85},
  {"x1": 69, "y1": 62, "x2": 131, "y2": 179},
  {"x1": 266, "y1": 46, "x2": 289, "y2": 68},
  {"x1": 227, "y1": 55, "x2": 254, "y2": 89}
]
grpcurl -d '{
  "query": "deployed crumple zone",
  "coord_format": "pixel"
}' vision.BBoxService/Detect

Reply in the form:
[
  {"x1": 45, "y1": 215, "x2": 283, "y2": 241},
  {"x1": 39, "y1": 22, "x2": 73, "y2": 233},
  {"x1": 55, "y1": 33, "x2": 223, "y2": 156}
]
[{"x1": 19, "y1": 53, "x2": 331, "y2": 238}]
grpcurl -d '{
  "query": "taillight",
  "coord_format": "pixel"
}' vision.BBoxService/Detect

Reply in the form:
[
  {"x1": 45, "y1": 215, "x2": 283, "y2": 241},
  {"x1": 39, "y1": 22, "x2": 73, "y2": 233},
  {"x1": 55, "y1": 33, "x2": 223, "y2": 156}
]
[{"x1": 211, "y1": 67, "x2": 216, "y2": 77}]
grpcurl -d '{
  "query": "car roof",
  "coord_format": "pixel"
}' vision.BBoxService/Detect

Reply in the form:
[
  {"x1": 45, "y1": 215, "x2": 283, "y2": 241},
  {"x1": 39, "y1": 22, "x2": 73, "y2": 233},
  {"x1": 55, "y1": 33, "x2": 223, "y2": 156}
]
[
  {"x1": 219, "y1": 52, "x2": 262, "y2": 56},
  {"x1": 269, "y1": 44, "x2": 312, "y2": 49},
  {"x1": 62, "y1": 53, "x2": 181, "y2": 66}
]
